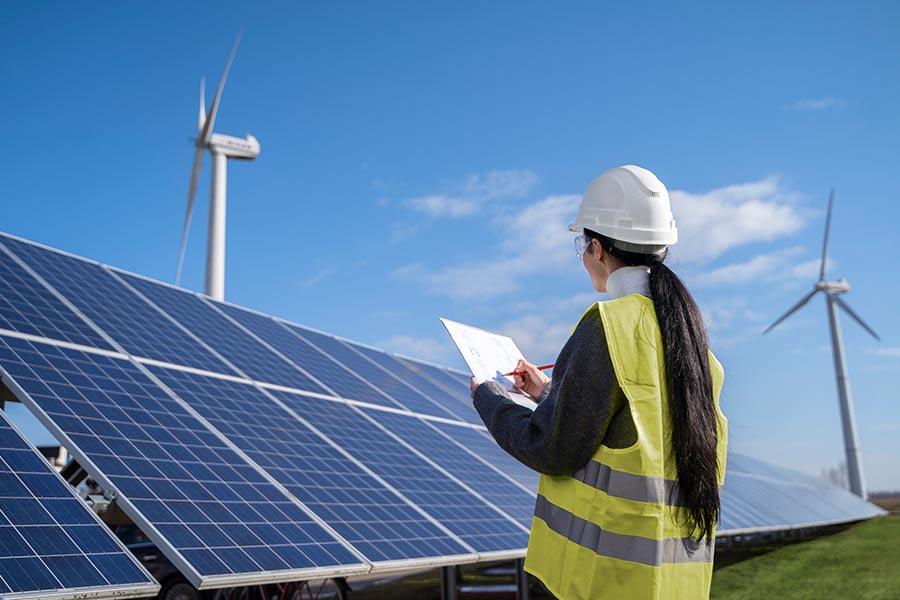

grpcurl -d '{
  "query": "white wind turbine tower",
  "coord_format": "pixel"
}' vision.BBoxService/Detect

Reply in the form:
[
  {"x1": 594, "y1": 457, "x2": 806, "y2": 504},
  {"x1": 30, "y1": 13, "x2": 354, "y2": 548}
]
[
  {"x1": 175, "y1": 35, "x2": 260, "y2": 301},
  {"x1": 763, "y1": 189, "x2": 880, "y2": 499}
]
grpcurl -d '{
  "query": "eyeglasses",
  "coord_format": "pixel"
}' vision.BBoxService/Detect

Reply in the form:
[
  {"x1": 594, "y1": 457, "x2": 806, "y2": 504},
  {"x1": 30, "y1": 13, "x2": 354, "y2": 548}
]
[{"x1": 575, "y1": 234, "x2": 591, "y2": 260}]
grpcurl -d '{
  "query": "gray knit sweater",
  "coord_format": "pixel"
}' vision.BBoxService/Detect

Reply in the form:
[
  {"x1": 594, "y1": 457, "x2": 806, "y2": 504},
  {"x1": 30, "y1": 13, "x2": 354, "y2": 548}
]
[{"x1": 473, "y1": 305, "x2": 637, "y2": 477}]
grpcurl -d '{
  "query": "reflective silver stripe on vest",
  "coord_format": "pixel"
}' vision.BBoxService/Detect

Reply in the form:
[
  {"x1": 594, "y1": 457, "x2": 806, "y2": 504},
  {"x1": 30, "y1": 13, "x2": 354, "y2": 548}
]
[
  {"x1": 533, "y1": 495, "x2": 713, "y2": 567},
  {"x1": 572, "y1": 460, "x2": 684, "y2": 506}
]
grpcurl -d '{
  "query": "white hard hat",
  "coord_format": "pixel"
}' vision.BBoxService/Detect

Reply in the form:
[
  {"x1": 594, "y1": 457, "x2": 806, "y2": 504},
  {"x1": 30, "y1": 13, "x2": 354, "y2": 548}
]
[{"x1": 569, "y1": 165, "x2": 678, "y2": 254}]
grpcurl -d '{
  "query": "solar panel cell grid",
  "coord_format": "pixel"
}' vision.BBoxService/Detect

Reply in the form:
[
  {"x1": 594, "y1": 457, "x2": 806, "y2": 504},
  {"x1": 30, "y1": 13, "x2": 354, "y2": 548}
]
[
  {"x1": 151, "y1": 366, "x2": 472, "y2": 565},
  {"x1": 0, "y1": 410, "x2": 157, "y2": 597},
  {"x1": 271, "y1": 389, "x2": 529, "y2": 554},
  {"x1": 118, "y1": 274, "x2": 328, "y2": 395},
  {"x1": 285, "y1": 326, "x2": 455, "y2": 418},
  {"x1": 0, "y1": 236, "x2": 231, "y2": 375},
  {"x1": 371, "y1": 410, "x2": 535, "y2": 527},
  {"x1": 0, "y1": 335, "x2": 361, "y2": 582},
  {"x1": 335, "y1": 342, "x2": 467, "y2": 422},
  {"x1": 0, "y1": 242, "x2": 114, "y2": 350},
  {"x1": 431, "y1": 422, "x2": 539, "y2": 491},
  {"x1": 395, "y1": 359, "x2": 483, "y2": 425},
  {"x1": 218, "y1": 305, "x2": 396, "y2": 407}
]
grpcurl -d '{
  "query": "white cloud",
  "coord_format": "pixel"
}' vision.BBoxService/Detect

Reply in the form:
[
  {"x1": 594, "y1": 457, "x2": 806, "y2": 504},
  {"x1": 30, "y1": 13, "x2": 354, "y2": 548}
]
[
  {"x1": 389, "y1": 222, "x2": 423, "y2": 242},
  {"x1": 398, "y1": 174, "x2": 812, "y2": 306},
  {"x1": 691, "y1": 247, "x2": 833, "y2": 289},
  {"x1": 462, "y1": 169, "x2": 538, "y2": 200},
  {"x1": 792, "y1": 97, "x2": 845, "y2": 111},
  {"x1": 395, "y1": 194, "x2": 580, "y2": 300},
  {"x1": 406, "y1": 195, "x2": 480, "y2": 218},
  {"x1": 698, "y1": 296, "x2": 766, "y2": 331},
  {"x1": 669, "y1": 176, "x2": 809, "y2": 263},
  {"x1": 692, "y1": 247, "x2": 804, "y2": 287},
  {"x1": 791, "y1": 256, "x2": 833, "y2": 280},
  {"x1": 872, "y1": 347, "x2": 900, "y2": 358},
  {"x1": 497, "y1": 313, "x2": 573, "y2": 365},
  {"x1": 375, "y1": 335, "x2": 454, "y2": 364},
  {"x1": 300, "y1": 265, "x2": 335, "y2": 287},
  {"x1": 405, "y1": 169, "x2": 538, "y2": 219}
]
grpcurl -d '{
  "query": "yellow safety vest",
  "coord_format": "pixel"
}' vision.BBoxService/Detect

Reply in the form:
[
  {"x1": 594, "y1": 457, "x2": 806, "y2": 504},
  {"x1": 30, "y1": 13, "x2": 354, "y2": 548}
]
[{"x1": 524, "y1": 294, "x2": 728, "y2": 600}]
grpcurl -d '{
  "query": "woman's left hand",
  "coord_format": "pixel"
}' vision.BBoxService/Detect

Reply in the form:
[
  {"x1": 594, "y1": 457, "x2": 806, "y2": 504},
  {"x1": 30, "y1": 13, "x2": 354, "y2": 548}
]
[{"x1": 470, "y1": 376, "x2": 483, "y2": 399}]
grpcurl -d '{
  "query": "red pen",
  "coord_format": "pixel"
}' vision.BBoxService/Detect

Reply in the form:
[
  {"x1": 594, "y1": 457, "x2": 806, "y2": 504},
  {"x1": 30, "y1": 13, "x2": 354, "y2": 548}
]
[{"x1": 504, "y1": 364, "x2": 554, "y2": 377}]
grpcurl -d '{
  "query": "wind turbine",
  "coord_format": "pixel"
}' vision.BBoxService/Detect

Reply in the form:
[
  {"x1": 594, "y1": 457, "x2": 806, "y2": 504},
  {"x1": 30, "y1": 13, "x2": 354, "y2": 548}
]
[
  {"x1": 175, "y1": 35, "x2": 260, "y2": 301},
  {"x1": 763, "y1": 189, "x2": 880, "y2": 499}
]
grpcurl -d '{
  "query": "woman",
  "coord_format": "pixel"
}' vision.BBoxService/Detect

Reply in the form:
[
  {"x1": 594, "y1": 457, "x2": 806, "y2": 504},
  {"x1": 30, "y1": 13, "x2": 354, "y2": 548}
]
[{"x1": 470, "y1": 165, "x2": 728, "y2": 600}]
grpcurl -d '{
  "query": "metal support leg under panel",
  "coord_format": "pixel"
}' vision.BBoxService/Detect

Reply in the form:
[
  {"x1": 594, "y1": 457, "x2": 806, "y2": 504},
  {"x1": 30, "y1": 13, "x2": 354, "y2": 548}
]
[
  {"x1": 441, "y1": 566, "x2": 458, "y2": 600},
  {"x1": 516, "y1": 558, "x2": 530, "y2": 600}
]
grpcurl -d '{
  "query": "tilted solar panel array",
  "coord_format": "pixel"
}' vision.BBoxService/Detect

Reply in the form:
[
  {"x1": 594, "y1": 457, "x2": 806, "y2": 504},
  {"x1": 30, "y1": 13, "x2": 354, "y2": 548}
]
[
  {"x1": 0, "y1": 231, "x2": 886, "y2": 592},
  {"x1": 0, "y1": 233, "x2": 529, "y2": 589},
  {"x1": 718, "y1": 453, "x2": 885, "y2": 535},
  {"x1": 0, "y1": 410, "x2": 158, "y2": 600}
]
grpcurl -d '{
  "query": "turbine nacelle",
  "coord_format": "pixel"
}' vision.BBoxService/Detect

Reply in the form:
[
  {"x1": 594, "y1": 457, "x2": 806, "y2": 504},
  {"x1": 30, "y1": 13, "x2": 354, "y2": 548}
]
[
  {"x1": 816, "y1": 279, "x2": 850, "y2": 295},
  {"x1": 209, "y1": 133, "x2": 260, "y2": 160}
]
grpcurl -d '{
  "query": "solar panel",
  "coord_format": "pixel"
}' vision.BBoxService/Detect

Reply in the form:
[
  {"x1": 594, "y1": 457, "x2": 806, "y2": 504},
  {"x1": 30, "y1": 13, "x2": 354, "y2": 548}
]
[
  {"x1": 369, "y1": 410, "x2": 536, "y2": 528},
  {"x1": 269, "y1": 389, "x2": 530, "y2": 556},
  {"x1": 345, "y1": 346, "x2": 482, "y2": 425},
  {"x1": 430, "y1": 421, "x2": 540, "y2": 491},
  {"x1": 0, "y1": 335, "x2": 366, "y2": 588},
  {"x1": 284, "y1": 325, "x2": 461, "y2": 419},
  {"x1": 0, "y1": 235, "x2": 232, "y2": 375},
  {"x1": 150, "y1": 365, "x2": 475, "y2": 568},
  {"x1": 0, "y1": 242, "x2": 114, "y2": 351},
  {"x1": 216, "y1": 303, "x2": 402, "y2": 409},
  {"x1": 0, "y1": 409, "x2": 159, "y2": 600},
  {"x1": 115, "y1": 271, "x2": 329, "y2": 395},
  {"x1": 719, "y1": 452, "x2": 886, "y2": 535},
  {"x1": 396, "y1": 358, "x2": 484, "y2": 425}
]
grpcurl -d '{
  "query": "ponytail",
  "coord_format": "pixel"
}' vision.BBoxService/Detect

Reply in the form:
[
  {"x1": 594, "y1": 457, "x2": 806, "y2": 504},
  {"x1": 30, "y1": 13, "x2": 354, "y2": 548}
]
[{"x1": 585, "y1": 230, "x2": 720, "y2": 541}]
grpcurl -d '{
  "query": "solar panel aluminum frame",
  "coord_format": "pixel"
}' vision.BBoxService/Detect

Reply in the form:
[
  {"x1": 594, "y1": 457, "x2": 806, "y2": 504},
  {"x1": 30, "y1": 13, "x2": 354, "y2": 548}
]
[
  {"x1": 0, "y1": 409, "x2": 161, "y2": 600},
  {"x1": 0, "y1": 340, "x2": 372, "y2": 589}
]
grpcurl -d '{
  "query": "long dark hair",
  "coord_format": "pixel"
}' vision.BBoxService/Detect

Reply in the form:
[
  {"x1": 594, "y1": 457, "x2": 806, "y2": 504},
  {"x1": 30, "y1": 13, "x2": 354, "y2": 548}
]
[{"x1": 585, "y1": 229, "x2": 720, "y2": 541}]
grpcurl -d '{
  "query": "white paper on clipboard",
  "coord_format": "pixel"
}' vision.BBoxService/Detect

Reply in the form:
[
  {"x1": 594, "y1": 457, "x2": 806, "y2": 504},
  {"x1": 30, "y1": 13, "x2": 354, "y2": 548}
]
[{"x1": 440, "y1": 317, "x2": 532, "y2": 399}]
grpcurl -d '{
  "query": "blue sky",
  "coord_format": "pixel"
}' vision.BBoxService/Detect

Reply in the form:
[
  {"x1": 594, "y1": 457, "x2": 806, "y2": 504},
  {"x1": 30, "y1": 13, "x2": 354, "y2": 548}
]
[{"x1": 2, "y1": 2, "x2": 898, "y2": 491}]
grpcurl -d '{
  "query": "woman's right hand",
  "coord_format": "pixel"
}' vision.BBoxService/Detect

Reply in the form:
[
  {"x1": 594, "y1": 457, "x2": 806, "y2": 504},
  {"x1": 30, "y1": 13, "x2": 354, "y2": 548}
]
[{"x1": 512, "y1": 359, "x2": 550, "y2": 399}]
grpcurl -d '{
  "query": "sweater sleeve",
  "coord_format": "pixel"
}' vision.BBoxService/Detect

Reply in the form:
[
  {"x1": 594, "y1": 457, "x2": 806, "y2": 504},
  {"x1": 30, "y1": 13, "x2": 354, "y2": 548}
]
[{"x1": 472, "y1": 306, "x2": 621, "y2": 476}]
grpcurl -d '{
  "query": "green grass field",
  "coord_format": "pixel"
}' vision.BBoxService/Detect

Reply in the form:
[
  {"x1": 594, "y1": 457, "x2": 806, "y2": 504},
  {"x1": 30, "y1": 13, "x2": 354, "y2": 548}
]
[{"x1": 710, "y1": 516, "x2": 900, "y2": 600}]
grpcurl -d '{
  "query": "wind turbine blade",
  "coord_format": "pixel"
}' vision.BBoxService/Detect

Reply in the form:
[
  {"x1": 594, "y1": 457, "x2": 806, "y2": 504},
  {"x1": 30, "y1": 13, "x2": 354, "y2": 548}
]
[
  {"x1": 762, "y1": 289, "x2": 819, "y2": 334},
  {"x1": 176, "y1": 146, "x2": 206, "y2": 285},
  {"x1": 819, "y1": 188, "x2": 834, "y2": 281},
  {"x1": 198, "y1": 77, "x2": 206, "y2": 134},
  {"x1": 200, "y1": 34, "x2": 241, "y2": 145},
  {"x1": 834, "y1": 297, "x2": 881, "y2": 341}
]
